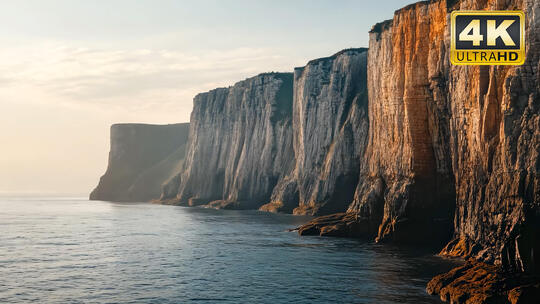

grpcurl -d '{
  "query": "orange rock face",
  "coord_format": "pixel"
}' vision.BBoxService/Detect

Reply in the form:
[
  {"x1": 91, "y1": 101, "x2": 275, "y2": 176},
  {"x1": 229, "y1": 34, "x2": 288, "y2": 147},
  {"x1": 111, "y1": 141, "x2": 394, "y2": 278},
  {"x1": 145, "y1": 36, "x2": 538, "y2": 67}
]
[
  {"x1": 427, "y1": 260, "x2": 540, "y2": 304},
  {"x1": 344, "y1": 0, "x2": 539, "y2": 261},
  {"x1": 348, "y1": 0, "x2": 456, "y2": 246},
  {"x1": 302, "y1": 0, "x2": 539, "y2": 301},
  {"x1": 360, "y1": 0, "x2": 539, "y2": 302}
]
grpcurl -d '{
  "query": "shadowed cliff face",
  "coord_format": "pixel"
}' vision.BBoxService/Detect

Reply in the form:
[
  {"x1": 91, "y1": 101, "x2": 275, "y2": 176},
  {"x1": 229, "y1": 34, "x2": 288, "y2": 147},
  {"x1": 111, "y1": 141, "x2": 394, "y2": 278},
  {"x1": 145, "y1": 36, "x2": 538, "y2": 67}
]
[
  {"x1": 261, "y1": 48, "x2": 369, "y2": 215},
  {"x1": 90, "y1": 123, "x2": 189, "y2": 202},
  {"x1": 163, "y1": 73, "x2": 295, "y2": 209},
  {"x1": 165, "y1": 50, "x2": 369, "y2": 213}
]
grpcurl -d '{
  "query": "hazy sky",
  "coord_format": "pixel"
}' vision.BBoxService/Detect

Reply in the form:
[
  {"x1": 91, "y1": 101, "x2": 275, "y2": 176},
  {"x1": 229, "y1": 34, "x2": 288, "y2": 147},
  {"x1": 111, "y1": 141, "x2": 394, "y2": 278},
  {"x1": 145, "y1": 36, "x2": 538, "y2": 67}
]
[{"x1": 0, "y1": 0, "x2": 413, "y2": 195}]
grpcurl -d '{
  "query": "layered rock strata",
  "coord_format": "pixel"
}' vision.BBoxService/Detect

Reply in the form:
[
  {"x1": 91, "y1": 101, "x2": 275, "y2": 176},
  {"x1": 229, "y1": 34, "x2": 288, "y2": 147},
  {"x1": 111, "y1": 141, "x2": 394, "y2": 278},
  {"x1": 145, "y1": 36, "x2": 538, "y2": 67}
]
[
  {"x1": 161, "y1": 73, "x2": 295, "y2": 209},
  {"x1": 261, "y1": 48, "x2": 369, "y2": 215},
  {"x1": 297, "y1": 0, "x2": 539, "y2": 302},
  {"x1": 304, "y1": 0, "x2": 539, "y2": 258},
  {"x1": 163, "y1": 49, "x2": 369, "y2": 212},
  {"x1": 301, "y1": 1, "x2": 456, "y2": 246},
  {"x1": 90, "y1": 123, "x2": 189, "y2": 202},
  {"x1": 427, "y1": 260, "x2": 540, "y2": 304}
]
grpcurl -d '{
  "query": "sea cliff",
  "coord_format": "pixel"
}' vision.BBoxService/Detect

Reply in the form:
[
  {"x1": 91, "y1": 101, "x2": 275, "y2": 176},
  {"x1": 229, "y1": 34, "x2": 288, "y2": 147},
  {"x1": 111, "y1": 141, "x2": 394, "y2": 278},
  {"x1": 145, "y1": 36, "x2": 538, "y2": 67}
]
[
  {"x1": 261, "y1": 48, "x2": 369, "y2": 215},
  {"x1": 94, "y1": 0, "x2": 539, "y2": 302},
  {"x1": 300, "y1": 0, "x2": 539, "y2": 302},
  {"x1": 90, "y1": 123, "x2": 189, "y2": 202},
  {"x1": 161, "y1": 72, "x2": 295, "y2": 210}
]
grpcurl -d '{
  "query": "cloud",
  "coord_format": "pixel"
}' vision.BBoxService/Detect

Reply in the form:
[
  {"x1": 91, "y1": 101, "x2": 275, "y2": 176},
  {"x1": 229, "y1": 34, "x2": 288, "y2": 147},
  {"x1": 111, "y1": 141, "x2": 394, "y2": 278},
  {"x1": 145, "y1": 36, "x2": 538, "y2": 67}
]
[
  {"x1": 0, "y1": 42, "x2": 303, "y2": 119},
  {"x1": 0, "y1": 41, "x2": 309, "y2": 194}
]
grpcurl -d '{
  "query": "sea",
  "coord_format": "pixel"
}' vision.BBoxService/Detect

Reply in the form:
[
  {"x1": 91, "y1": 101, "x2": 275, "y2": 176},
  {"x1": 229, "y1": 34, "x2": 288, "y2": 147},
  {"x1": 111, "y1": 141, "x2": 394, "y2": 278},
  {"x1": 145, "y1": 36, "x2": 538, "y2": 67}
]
[{"x1": 0, "y1": 196, "x2": 460, "y2": 303}]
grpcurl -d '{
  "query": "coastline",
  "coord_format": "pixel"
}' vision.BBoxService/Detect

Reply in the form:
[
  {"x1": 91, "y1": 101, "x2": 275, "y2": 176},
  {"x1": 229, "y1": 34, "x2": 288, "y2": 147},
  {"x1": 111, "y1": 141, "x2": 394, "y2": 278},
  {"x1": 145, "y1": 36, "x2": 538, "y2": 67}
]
[{"x1": 91, "y1": 0, "x2": 540, "y2": 303}]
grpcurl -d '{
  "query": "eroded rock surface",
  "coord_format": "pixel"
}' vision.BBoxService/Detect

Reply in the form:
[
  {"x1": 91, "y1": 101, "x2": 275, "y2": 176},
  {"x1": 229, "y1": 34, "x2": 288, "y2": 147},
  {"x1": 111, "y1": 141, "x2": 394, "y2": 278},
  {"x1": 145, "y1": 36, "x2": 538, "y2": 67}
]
[
  {"x1": 163, "y1": 50, "x2": 369, "y2": 213},
  {"x1": 305, "y1": 0, "x2": 539, "y2": 254},
  {"x1": 90, "y1": 123, "x2": 189, "y2": 202},
  {"x1": 297, "y1": 0, "x2": 539, "y2": 301},
  {"x1": 295, "y1": 212, "x2": 374, "y2": 238},
  {"x1": 162, "y1": 73, "x2": 295, "y2": 209},
  {"x1": 427, "y1": 260, "x2": 540, "y2": 304},
  {"x1": 262, "y1": 48, "x2": 369, "y2": 215}
]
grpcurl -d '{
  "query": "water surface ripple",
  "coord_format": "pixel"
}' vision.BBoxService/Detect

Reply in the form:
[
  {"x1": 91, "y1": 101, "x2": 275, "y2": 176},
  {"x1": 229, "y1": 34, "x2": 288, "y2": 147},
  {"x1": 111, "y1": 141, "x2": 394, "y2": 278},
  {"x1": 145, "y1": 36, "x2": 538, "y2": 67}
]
[{"x1": 0, "y1": 197, "x2": 459, "y2": 303}]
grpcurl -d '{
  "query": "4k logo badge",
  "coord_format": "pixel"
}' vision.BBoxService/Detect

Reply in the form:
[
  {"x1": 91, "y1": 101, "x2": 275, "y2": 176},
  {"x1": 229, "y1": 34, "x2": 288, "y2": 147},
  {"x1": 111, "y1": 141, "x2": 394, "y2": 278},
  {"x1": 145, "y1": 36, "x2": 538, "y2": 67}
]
[{"x1": 451, "y1": 11, "x2": 525, "y2": 65}]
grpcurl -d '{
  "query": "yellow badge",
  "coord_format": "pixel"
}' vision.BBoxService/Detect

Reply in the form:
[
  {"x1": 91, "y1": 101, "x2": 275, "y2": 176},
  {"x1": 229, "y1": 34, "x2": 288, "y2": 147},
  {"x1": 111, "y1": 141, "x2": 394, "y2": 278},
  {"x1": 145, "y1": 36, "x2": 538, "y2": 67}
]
[{"x1": 451, "y1": 11, "x2": 525, "y2": 65}]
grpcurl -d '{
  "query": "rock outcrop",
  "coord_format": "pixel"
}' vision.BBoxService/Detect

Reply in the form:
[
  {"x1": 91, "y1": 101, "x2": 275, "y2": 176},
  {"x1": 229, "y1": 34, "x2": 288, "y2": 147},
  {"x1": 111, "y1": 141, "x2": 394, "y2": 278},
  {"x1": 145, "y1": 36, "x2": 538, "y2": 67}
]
[
  {"x1": 427, "y1": 260, "x2": 540, "y2": 304},
  {"x1": 90, "y1": 123, "x2": 189, "y2": 202},
  {"x1": 161, "y1": 73, "x2": 295, "y2": 209},
  {"x1": 261, "y1": 48, "x2": 369, "y2": 215},
  {"x1": 299, "y1": 1, "x2": 456, "y2": 245},
  {"x1": 294, "y1": 212, "x2": 369, "y2": 238}
]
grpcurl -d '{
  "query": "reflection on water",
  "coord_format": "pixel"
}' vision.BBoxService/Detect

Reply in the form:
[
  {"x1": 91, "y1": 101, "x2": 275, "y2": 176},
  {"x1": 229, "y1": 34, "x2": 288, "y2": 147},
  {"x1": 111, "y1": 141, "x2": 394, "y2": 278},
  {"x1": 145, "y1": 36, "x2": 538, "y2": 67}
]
[{"x1": 0, "y1": 197, "x2": 460, "y2": 303}]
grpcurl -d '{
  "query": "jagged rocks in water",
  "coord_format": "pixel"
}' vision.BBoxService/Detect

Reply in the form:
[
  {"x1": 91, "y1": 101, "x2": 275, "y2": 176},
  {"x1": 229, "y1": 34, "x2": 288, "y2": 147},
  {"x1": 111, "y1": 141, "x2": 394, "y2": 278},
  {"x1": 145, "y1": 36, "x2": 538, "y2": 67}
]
[
  {"x1": 427, "y1": 260, "x2": 540, "y2": 304},
  {"x1": 262, "y1": 48, "x2": 369, "y2": 216},
  {"x1": 295, "y1": 212, "x2": 375, "y2": 238},
  {"x1": 90, "y1": 123, "x2": 189, "y2": 202}
]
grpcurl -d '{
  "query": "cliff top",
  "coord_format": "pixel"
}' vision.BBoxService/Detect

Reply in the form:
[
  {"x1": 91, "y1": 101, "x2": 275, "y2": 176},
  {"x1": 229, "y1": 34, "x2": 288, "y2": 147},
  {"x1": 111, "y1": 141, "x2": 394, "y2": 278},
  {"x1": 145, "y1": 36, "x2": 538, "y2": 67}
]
[
  {"x1": 370, "y1": 0, "x2": 460, "y2": 34},
  {"x1": 370, "y1": 0, "x2": 431, "y2": 34},
  {"x1": 395, "y1": 0, "x2": 432, "y2": 14},
  {"x1": 370, "y1": 19, "x2": 393, "y2": 34},
  {"x1": 394, "y1": 0, "x2": 460, "y2": 13},
  {"x1": 193, "y1": 72, "x2": 293, "y2": 101},
  {"x1": 111, "y1": 123, "x2": 189, "y2": 129},
  {"x1": 296, "y1": 48, "x2": 368, "y2": 70}
]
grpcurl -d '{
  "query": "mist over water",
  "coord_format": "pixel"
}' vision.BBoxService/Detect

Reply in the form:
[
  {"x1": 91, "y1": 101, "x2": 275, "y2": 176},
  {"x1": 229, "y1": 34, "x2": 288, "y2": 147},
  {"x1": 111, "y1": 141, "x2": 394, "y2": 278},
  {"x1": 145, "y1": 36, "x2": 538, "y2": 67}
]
[{"x1": 1, "y1": 197, "x2": 459, "y2": 303}]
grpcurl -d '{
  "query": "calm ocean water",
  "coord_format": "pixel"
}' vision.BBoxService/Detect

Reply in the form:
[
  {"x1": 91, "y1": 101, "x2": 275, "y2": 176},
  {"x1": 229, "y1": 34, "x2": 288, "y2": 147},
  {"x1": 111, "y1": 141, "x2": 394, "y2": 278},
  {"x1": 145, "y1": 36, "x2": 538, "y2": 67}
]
[{"x1": 0, "y1": 197, "x2": 459, "y2": 303}]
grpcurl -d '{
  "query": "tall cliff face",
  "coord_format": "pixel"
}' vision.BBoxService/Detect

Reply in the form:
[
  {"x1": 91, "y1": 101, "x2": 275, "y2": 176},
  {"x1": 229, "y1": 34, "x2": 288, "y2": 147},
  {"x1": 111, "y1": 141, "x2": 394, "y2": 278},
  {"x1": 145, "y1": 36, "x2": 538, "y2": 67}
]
[
  {"x1": 346, "y1": 1, "x2": 456, "y2": 246},
  {"x1": 90, "y1": 123, "x2": 189, "y2": 202},
  {"x1": 262, "y1": 49, "x2": 369, "y2": 215},
  {"x1": 290, "y1": 0, "x2": 539, "y2": 301},
  {"x1": 348, "y1": 0, "x2": 539, "y2": 268},
  {"x1": 163, "y1": 73, "x2": 295, "y2": 209},
  {"x1": 443, "y1": 0, "x2": 539, "y2": 275},
  {"x1": 163, "y1": 49, "x2": 368, "y2": 214}
]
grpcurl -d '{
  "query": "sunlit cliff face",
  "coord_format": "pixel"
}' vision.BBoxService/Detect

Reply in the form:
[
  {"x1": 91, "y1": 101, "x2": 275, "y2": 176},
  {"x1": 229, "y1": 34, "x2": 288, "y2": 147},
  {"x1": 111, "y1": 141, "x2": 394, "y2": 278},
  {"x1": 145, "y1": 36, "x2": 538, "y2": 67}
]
[{"x1": 360, "y1": 0, "x2": 539, "y2": 270}]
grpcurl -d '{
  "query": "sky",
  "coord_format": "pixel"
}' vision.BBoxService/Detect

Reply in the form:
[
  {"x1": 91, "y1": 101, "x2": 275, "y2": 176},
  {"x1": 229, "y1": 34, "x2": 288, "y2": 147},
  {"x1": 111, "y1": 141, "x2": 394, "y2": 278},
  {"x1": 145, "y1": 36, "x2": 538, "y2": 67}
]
[{"x1": 0, "y1": 0, "x2": 414, "y2": 195}]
